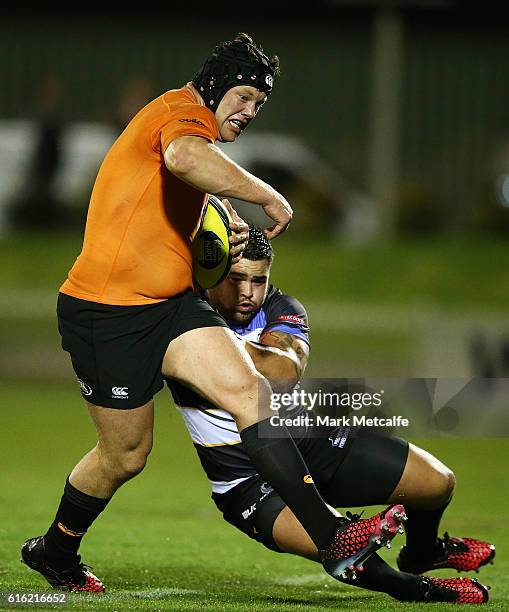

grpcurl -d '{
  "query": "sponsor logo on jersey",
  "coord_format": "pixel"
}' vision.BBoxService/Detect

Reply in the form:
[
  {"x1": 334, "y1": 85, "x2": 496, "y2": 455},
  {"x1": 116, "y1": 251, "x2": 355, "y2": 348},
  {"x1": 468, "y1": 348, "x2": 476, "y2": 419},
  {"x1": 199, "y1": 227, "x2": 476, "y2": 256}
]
[
  {"x1": 112, "y1": 386, "x2": 129, "y2": 399},
  {"x1": 77, "y1": 378, "x2": 92, "y2": 397},
  {"x1": 276, "y1": 314, "x2": 306, "y2": 325},
  {"x1": 303, "y1": 474, "x2": 314, "y2": 484},
  {"x1": 178, "y1": 118, "x2": 206, "y2": 126}
]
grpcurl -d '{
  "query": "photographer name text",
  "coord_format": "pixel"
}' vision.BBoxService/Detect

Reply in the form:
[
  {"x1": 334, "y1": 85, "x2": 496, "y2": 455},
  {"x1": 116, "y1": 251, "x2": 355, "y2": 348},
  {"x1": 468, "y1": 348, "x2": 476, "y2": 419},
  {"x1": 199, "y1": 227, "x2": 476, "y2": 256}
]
[{"x1": 270, "y1": 414, "x2": 409, "y2": 427}]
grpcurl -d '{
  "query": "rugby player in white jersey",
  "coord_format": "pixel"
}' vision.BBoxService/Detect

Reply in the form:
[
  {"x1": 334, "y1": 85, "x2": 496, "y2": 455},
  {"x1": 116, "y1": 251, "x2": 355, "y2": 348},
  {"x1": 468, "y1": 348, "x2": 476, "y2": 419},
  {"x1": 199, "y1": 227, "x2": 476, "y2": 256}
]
[{"x1": 167, "y1": 227, "x2": 494, "y2": 605}]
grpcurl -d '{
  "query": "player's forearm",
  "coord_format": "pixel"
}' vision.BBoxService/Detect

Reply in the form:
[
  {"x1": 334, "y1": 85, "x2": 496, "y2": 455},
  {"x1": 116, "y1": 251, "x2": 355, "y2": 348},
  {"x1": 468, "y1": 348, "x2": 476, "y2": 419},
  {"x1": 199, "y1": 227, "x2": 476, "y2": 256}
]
[
  {"x1": 165, "y1": 136, "x2": 278, "y2": 206},
  {"x1": 243, "y1": 341, "x2": 301, "y2": 393}
]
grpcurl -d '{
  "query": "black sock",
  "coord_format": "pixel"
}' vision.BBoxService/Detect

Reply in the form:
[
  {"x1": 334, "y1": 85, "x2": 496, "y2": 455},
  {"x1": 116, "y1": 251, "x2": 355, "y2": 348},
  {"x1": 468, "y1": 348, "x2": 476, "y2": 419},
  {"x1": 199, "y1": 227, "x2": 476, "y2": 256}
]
[
  {"x1": 404, "y1": 502, "x2": 449, "y2": 560},
  {"x1": 240, "y1": 419, "x2": 336, "y2": 550},
  {"x1": 341, "y1": 553, "x2": 425, "y2": 601},
  {"x1": 44, "y1": 478, "x2": 111, "y2": 569}
]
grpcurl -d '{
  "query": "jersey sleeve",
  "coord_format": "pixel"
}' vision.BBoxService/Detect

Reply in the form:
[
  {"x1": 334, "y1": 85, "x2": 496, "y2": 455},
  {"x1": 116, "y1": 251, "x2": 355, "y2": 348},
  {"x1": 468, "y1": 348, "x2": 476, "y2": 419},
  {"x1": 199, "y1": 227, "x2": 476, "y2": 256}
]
[
  {"x1": 160, "y1": 102, "x2": 218, "y2": 152},
  {"x1": 262, "y1": 288, "x2": 310, "y2": 345}
]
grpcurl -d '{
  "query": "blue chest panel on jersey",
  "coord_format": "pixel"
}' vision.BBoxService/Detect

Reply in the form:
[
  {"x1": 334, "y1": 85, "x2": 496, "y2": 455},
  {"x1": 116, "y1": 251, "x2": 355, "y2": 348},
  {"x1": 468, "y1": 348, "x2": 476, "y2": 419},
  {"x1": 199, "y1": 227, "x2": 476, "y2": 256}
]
[{"x1": 230, "y1": 309, "x2": 267, "y2": 340}]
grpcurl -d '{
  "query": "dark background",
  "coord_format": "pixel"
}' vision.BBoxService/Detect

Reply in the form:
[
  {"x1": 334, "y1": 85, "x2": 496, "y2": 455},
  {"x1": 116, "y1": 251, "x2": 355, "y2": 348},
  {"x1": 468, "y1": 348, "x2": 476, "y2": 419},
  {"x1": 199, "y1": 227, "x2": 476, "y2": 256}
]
[{"x1": 2, "y1": 2, "x2": 509, "y2": 235}]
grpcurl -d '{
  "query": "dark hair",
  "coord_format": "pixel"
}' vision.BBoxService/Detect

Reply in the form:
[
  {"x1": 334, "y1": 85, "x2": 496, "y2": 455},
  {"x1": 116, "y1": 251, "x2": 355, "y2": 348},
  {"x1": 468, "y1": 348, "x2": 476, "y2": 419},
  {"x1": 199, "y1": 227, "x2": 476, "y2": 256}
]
[
  {"x1": 242, "y1": 225, "x2": 274, "y2": 262},
  {"x1": 192, "y1": 32, "x2": 280, "y2": 112}
]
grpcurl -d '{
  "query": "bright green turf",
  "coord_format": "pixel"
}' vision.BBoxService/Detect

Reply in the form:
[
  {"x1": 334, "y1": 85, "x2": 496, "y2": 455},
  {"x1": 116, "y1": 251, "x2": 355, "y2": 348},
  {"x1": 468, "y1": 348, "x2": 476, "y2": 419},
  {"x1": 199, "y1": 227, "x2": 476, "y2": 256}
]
[
  {"x1": 0, "y1": 382, "x2": 507, "y2": 610},
  {"x1": 2, "y1": 231, "x2": 509, "y2": 379},
  {"x1": 1, "y1": 232, "x2": 508, "y2": 608},
  {"x1": 1, "y1": 231, "x2": 509, "y2": 310}
]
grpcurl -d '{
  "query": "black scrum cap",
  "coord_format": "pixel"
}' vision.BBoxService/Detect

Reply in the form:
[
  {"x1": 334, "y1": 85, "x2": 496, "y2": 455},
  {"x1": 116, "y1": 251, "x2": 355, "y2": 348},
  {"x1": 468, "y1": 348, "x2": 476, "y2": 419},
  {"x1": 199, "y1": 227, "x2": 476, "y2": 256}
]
[{"x1": 192, "y1": 36, "x2": 276, "y2": 112}]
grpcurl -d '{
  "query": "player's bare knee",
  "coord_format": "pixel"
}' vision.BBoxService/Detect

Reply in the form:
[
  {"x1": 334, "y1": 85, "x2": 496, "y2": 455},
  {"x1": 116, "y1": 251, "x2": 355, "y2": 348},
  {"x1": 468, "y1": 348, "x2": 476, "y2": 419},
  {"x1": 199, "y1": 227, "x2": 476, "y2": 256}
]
[
  {"x1": 220, "y1": 372, "x2": 272, "y2": 420},
  {"x1": 119, "y1": 451, "x2": 149, "y2": 479},
  {"x1": 429, "y1": 465, "x2": 456, "y2": 507},
  {"x1": 111, "y1": 449, "x2": 150, "y2": 482},
  {"x1": 442, "y1": 467, "x2": 456, "y2": 503},
  {"x1": 98, "y1": 441, "x2": 152, "y2": 482}
]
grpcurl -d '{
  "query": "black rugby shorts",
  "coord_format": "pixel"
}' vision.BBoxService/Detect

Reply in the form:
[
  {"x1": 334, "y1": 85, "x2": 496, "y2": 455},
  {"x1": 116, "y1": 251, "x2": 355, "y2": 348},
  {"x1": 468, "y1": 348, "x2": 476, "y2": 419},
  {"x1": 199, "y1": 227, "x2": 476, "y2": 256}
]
[
  {"x1": 213, "y1": 429, "x2": 409, "y2": 552},
  {"x1": 57, "y1": 290, "x2": 227, "y2": 409}
]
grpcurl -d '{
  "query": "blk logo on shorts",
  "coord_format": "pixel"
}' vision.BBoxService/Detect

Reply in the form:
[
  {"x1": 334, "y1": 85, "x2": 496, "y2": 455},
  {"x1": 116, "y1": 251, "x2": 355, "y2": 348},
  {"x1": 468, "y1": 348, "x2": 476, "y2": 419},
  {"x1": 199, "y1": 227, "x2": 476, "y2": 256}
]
[
  {"x1": 112, "y1": 387, "x2": 129, "y2": 399},
  {"x1": 242, "y1": 503, "x2": 256, "y2": 520}
]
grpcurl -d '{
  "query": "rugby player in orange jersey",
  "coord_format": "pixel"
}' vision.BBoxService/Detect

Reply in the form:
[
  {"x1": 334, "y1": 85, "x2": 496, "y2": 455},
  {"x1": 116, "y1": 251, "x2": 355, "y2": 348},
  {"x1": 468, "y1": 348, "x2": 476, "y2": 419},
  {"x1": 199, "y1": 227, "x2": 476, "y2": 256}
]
[{"x1": 21, "y1": 33, "x2": 407, "y2": 592}]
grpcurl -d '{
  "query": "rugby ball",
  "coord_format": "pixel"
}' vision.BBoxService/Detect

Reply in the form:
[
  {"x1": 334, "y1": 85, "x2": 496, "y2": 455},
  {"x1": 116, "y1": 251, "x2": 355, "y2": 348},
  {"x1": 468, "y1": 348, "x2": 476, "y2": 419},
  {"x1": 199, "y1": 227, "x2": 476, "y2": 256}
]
[{"x1": 192, "y1": 195, "x2": 233, "y2": 289}]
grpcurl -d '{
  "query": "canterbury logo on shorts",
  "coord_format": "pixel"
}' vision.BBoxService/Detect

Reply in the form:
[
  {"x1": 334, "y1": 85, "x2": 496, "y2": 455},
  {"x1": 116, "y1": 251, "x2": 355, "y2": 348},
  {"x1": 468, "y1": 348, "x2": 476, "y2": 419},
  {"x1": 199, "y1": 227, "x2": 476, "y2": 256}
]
[
  {"x1": 303, "y1": 474, "x2": 314, "y2": 484},
  {"x1": 112, "y1": 386, "x2": 129, "y2": 399}
]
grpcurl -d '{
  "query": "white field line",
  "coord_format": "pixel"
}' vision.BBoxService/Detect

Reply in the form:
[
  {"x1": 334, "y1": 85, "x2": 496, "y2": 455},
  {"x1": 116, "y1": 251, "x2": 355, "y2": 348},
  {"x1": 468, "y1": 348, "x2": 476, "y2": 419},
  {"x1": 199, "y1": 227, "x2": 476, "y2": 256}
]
[
  {"x1": 277, "y1": 573, "x2": 332, "y2": 586},
  {"x1": 307, "y1": 301, "x2": 508, "y2": 334},
  {"x1": 0, "y1": 289, "x2": 57, "y2": 318},
  {"x1": 128, "y1": 588, "x2": 201, "y2": 599},
  {"x1": 0, "y1": 290, "x2": 507, "y2": 333}
]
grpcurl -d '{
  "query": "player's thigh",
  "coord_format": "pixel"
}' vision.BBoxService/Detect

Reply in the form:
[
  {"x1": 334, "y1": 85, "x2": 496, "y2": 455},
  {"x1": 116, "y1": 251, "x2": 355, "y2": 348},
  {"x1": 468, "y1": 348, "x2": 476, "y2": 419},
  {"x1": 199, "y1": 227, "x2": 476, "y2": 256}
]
[
  {"x1": 388, "y1": 443, "x2": 456, "y2": 509},
  {"x1": 272, "y1": 502, "x2": 341, "y2": 561},
  {"x1": 272, "y1": 506, "x2": 317, "y2": 560},
  {"x1": 318, "y1": 428, "x2": 410, "y2": 508},
  {"x1": 163, "y1": 326, "x2": 270, "y2": 418},
  {"x1": 212, "y1": 476, "x2": 288, "y2": 554},
  {"x1": 214, "y1": 476, "x2": 332, "y2": 560},
  {"x1": 86, "y1": 400, "x2": 154, "y2": 456}
]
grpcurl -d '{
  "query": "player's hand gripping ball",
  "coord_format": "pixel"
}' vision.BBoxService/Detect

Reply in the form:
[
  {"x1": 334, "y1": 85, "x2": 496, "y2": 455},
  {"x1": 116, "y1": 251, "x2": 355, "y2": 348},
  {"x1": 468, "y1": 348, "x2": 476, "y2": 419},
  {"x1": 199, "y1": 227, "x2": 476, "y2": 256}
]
[{"x1": 192, "y1": 195, "x2": 234, "y2": 289}]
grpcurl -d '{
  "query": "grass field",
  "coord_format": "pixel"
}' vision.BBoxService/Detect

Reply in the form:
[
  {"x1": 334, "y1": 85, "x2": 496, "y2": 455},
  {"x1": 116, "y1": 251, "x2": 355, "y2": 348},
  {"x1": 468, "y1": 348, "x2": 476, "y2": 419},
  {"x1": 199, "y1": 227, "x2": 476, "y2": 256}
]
[
  {"x1": 1, "y1": 231, "x2": 509, "y2": 379},
  {"x1": 0, "y1": 382, "x2": 507, "y2": 611},
  {"x1": 1, "y1": 231, "x2": 509, "y2": 310},
  {"x1": 1, "y1": 232, "x2": 508, "y2": 609}
]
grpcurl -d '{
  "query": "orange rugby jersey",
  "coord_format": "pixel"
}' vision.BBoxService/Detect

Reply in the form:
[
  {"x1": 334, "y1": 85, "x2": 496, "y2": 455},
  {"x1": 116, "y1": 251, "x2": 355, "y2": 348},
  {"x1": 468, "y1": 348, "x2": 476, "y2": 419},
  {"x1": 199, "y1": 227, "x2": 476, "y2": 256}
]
[{"x1": 60, "y1": 86, "x2": 218, "y2": 305}]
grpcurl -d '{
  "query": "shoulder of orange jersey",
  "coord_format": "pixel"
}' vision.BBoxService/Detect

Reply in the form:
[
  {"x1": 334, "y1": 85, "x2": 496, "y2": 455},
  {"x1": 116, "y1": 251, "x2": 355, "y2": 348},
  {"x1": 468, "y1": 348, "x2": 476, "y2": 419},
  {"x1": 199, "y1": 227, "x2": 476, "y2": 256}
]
[{"x1": 160, "y1": 86, "x2": 218, "y2": 150}]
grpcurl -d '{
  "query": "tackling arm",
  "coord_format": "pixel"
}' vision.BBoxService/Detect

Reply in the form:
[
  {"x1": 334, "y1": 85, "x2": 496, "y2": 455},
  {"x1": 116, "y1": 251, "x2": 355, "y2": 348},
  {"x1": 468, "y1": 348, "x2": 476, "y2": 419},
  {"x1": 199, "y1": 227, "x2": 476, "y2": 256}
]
[{"x1": 241, "y1": 330, "x2": 309, "y2": 393}]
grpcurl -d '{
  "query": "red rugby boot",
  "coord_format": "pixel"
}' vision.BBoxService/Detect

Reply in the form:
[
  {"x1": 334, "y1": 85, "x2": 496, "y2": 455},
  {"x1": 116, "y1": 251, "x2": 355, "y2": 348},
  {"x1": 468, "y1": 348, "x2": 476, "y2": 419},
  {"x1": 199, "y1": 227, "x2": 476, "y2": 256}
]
[
  {"x1": 21, "y1": 536, "x2": 105, "y2": 592},
  {"x1": 398, "y1": 532, "x2": 495, "y2": 574},
  {"x1": 420, "y1": 576, "x2": 490, "y2": 604},
  {"x1": 320, "y1": 504, "x2": 407, "y2": 580}
]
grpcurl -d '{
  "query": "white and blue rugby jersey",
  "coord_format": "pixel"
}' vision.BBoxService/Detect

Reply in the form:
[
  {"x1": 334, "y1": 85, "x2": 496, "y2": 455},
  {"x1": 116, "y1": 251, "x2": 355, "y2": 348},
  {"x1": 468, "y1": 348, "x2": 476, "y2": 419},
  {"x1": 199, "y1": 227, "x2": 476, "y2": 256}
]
[{"x1": 169, "y1": 285, "x2": 309, "y2": 494}]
